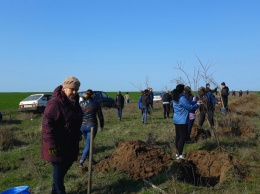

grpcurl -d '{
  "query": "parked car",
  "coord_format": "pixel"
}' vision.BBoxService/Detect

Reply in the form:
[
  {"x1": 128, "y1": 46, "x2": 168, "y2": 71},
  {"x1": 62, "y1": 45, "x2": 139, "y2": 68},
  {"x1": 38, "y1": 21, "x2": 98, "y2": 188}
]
[
  {"x1": 78, "y1": 91, "x2": 116, "y2": 108},
  {"x1": 153, "y1": 92, "x2": 166, "y2": 102},
  {"x1": 18, "y1": 94, "x2": 52, "y2": 113}
]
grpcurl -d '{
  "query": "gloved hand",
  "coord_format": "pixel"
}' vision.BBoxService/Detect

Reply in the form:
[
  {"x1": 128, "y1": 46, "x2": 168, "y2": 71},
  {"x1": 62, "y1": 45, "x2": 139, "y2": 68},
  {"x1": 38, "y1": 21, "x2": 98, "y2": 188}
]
[
  {"x1": 218, "y1": 101, "x2": 222, "y2": 105},
  {"x1": 48, "y1": 148, "x2": 58, "y2": 155}
]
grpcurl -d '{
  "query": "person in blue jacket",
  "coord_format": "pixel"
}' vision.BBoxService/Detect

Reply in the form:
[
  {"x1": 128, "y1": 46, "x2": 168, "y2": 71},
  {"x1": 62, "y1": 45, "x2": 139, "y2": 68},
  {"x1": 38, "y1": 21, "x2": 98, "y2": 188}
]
[
  {"x1": 138, "y1": 91, "x2": 144, "y2": 115},
  {"x1": 195, "y1": 86, "x2": 219, "y2": 128},
  {"x1": 172, "y1": 84, "x2": 201, "y2": 160}
]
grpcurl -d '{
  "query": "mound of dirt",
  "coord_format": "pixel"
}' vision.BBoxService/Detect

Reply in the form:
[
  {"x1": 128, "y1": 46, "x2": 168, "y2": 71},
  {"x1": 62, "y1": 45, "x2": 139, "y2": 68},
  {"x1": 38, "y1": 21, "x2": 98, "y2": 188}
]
[
  {"x1": 94, "y1": 140, "x2": 172, "y2": 180},
  {"x1": 177, "y1": 150, "x2": 248, "y2": 186},
  {"x1": 190, "y1": 124, "x2": 211, "y2": 141},
  {"x1": 216, "y1": 114, "x2": 255, "y2": 137},
  {"x1": 229, "y1": 94, "x2": 260, "y2": 118}
]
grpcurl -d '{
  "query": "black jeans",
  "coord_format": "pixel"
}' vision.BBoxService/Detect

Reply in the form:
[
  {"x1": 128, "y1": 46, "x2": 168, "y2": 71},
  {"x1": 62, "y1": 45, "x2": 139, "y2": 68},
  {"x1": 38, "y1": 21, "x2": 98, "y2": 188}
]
[
  {"x1": 51, "y1": 160, "x2": 74, "y2": 194},
  {"x1": 222, "y1": 96, "x2": 228, "y2": 110},
  {"x1": 163, "y1": 104, "x2": 170, "y2": 118},
  {"x1": 199, "y1": 109, "x2": 214, "y2": 128},
  {"x1": 174, "y1": 124, "x2": 188, "y2": 155}
]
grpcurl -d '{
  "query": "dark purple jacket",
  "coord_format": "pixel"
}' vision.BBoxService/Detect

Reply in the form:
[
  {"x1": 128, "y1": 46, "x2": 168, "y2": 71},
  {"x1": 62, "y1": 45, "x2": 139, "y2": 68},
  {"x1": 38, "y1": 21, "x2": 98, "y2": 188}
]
[{"x1": 41, "y1": 86, "x2": 83, "y2": 163}]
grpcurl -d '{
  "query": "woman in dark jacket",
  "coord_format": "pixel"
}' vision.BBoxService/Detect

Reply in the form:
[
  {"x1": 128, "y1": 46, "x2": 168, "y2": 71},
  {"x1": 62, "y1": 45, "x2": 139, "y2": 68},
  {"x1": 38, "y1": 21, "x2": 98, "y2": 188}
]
[
  {"x1": 115, "y1": 91, "x2": 124, "y2": 120},
  {"x1": 42, "y1": 76, "x2": 83, "y2": 194},
  {"x1": 79, "y1": 89, "x2": 104, "y2": 167},
  {"x1": 162, "y1": 90, "x2": 172, "y2": 119},
  {"x1": 140, "y1": 89, "x2": 150, "y2": 124}
]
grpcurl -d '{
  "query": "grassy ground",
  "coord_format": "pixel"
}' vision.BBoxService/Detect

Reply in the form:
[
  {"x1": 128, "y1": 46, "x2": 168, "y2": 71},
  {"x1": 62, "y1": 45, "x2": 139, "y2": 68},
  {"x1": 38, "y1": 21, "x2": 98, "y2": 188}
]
[{"x1": 0, "y1": 92, "x2": 259, "y2": 193}]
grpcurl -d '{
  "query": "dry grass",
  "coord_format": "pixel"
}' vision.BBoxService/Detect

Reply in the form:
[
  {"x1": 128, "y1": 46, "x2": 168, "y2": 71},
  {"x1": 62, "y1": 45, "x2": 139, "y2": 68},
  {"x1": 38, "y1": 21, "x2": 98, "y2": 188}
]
[{"x1": 0, "y1": 125, "x2": 15, "y2": 151}]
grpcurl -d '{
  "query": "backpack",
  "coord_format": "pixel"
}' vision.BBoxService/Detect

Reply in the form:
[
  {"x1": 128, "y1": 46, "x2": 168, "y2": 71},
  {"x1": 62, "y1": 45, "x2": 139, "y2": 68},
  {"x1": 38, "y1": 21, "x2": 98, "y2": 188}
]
[
  {"x1": 222, "y1": 87, "x2": 229, "y2": 96},
  {"x1": 116, "y1": 94, "x2": 124, "y2": 104},
  {"x1": 146, "y1": 96, "x2": 150, "y2": 105}
]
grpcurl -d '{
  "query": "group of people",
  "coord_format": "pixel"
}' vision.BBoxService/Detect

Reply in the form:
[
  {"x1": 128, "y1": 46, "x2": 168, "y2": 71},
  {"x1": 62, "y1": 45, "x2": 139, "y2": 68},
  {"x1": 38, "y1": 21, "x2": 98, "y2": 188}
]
[
  {"x1": 137, "y1": 88, "x2": 154, "y2": 124},
  {"x1": 232, "y1": 90, "x2": 250, "y2": 97},
  {"x1": 172, "y1": 82, "x2": 229, "y2": 159},
  {"x1": 41, "y1": 75, "x2": 230, "y2": 193}
]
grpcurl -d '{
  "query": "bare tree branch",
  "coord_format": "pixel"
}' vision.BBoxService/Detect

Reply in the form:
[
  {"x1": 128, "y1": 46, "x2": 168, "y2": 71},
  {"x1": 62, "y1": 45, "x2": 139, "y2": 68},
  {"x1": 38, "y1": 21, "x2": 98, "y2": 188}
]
[
  {"x1": 145, "y1": 76, "x2": 150, "y2": 89},
  {"x1": 130, "y1": 76, "x2": 150, "y2": 91},
  {"x1": 130, "y1": 82, "x2": 142, "y2": 91},
  {"x1": 195, "y1": 54, "x2": 217, "y2": 87},
  {"x1": 173, "y1": 62, "x2": 192, "y2": 87},
  {"x1": 171, "y1": 55, "x2": 218, "y2": 91}
]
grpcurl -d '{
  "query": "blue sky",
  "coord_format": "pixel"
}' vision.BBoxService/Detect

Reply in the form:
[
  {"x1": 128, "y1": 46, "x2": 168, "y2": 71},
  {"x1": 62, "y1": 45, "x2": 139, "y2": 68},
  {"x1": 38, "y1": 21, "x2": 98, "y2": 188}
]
[{"x1": 0, "y1": 0, "x2": 259, "y2": 92}]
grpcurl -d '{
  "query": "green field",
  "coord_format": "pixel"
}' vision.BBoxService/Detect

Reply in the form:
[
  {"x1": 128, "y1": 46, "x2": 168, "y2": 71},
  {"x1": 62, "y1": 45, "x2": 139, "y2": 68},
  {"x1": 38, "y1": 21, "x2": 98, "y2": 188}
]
[{"x1": 0, "y1": 91, "x2": 140, "y2": 112}]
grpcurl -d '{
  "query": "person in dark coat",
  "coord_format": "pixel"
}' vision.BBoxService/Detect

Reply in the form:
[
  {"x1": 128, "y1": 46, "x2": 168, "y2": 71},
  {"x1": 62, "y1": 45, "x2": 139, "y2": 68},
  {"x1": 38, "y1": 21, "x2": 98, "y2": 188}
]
[
  {"x1": 162, "y1": 90, "x2": 172, "y2": 119},
  {"x1": 42, "y1": 76, "x2": 83, "y2": 194},
  {"x1": 239, "y1": 90, "x2": 243, "y2": 97},
  {"x1": 115, "y1": 91, "x2": 124, "y2": 120},
  {"x1": 79, "y1": 89, "x2": 104, "y2": 168},
  {"x1": 221, "y1": 82, "x2": 229, "y2": 111},
  {"x1": 196, "y1": 86, "x2": 219, "y2": 128},
  {"x1": 148, "y1": 88, "x2": 154, "y2": 109},
  {"x1": 140, "y1": 89, "x2": 150, "y2": 124},
  {"x1": 206, "y1": 83, "x2": 218, "y2": 95}
]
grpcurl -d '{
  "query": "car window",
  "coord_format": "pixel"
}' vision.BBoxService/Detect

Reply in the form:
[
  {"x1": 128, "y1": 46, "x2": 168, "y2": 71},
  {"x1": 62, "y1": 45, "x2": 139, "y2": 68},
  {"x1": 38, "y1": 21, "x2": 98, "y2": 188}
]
[
  {"x1": 95, "y1": 92, "x2": 101, "y2": 98},
  {"x1": 22, "y1": 95, "x2": 42, "y2": 101},
  {"x1": 42, "y1": 95, "x2": 52, "y2": 101},
  {"x1": 41, "y1": 97, "x2": 48, "y2": 101},
  {"x1": 101, "y1": 92, "x2": 108, "y2": 98}
]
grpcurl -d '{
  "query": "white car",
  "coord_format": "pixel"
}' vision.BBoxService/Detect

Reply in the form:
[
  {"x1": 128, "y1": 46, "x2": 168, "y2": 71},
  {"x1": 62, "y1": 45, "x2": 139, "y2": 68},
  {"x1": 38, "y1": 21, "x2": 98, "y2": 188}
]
[
  {"x1": 153, "y1": 92, "x2": 166, "y2": 102},
  {"x1": 18, "y1": 94, "x2": 52, "y2": 113}
]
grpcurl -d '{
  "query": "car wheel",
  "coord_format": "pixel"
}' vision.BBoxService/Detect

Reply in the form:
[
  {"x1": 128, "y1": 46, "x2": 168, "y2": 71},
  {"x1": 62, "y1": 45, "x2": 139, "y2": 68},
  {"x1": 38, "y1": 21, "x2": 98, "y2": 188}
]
[{"x1": 38, "y1": 107, "x2": 45, "y2": 113}]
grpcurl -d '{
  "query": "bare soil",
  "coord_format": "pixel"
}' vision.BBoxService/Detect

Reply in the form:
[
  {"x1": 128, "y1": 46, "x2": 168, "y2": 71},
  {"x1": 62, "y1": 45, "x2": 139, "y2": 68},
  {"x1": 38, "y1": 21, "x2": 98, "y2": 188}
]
[
  {"x1": 178, "y1": 150, "x2": 249, "y2": 186},
  {"x1": 92, "y1": 94, "x2": 257, "y2": 186},
  {"x1": 94, "y1": 140, "x2": 172, "y2": 180}
]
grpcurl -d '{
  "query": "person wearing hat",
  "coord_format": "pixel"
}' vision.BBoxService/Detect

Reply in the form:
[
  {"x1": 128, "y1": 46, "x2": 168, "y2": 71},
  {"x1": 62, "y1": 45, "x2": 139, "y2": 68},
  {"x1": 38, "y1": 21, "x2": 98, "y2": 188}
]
[
  {"x1": 162, "y1": 90, "x2": 172, "y2": 119},
  {"x1": 206, "y1": 83, "x2": 218, "y2": 95},
  {"x1": 172, "y1": 84, "x2": 202, "y2": 159},
  {"x1": 221, "y1": 82, "x2": 229, "y2": 111},
  {"x1": 42, "y1": 76, "x2": 83, "y2": 194}
]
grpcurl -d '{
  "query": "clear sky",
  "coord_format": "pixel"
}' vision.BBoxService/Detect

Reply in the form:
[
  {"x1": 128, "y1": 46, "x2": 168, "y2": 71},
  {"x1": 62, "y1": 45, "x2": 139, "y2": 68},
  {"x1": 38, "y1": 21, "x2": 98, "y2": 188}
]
[{"x1": 0, "y1": 0, "x2": 259, "y2": 92}]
